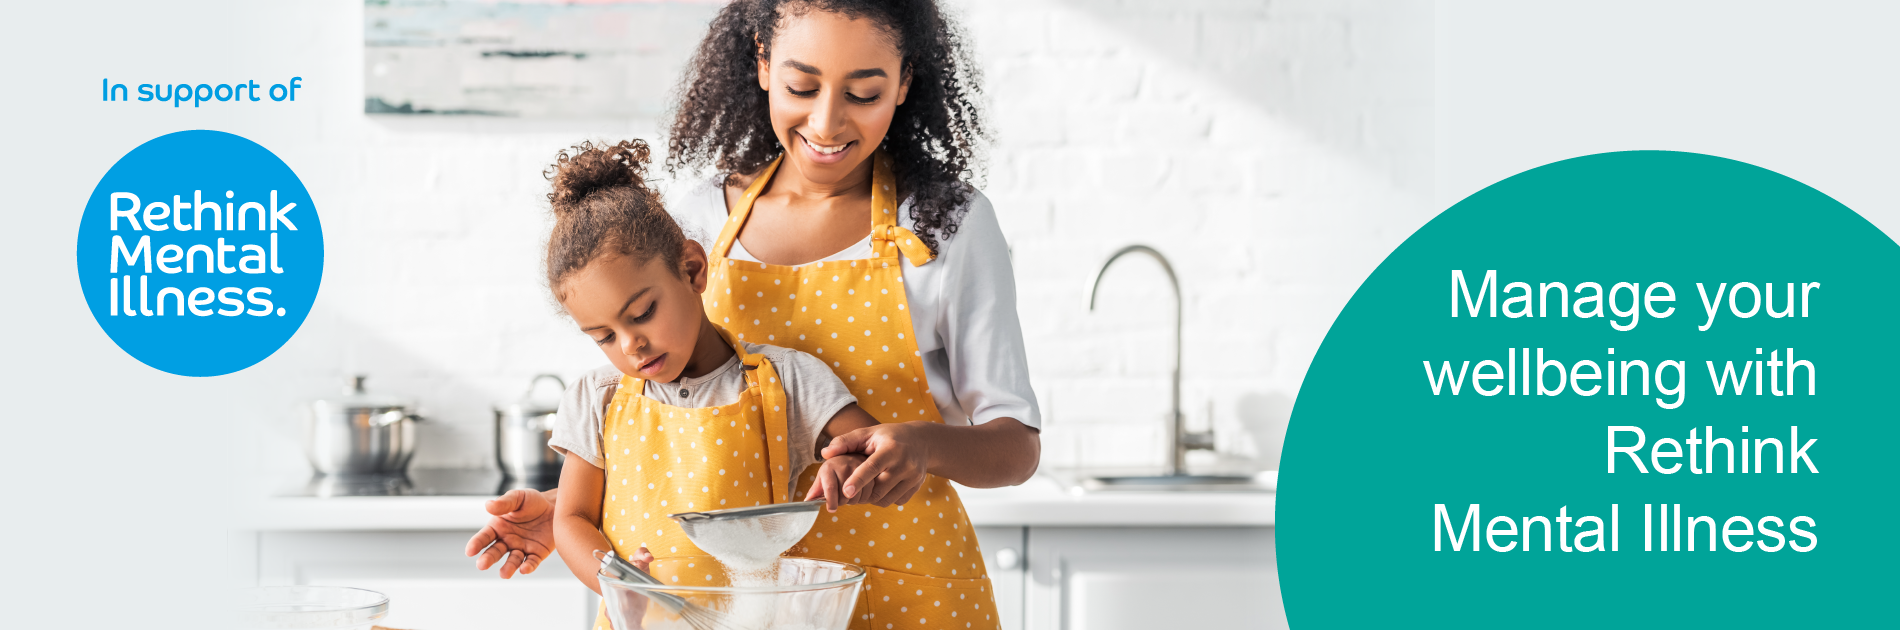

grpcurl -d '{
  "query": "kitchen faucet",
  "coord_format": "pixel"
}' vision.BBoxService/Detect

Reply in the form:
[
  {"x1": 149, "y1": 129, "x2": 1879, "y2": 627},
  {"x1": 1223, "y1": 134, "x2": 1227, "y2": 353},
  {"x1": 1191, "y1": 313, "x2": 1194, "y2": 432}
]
[{"x1": 1088, "y1": 245, "x2": 1215, "y2": 477}]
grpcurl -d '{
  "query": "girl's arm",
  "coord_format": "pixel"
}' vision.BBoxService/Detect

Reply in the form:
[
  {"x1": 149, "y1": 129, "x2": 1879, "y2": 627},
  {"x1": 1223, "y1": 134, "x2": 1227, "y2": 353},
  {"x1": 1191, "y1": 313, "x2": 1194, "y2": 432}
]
[{"x1": 553, "y1": 452, "x2": 613, "y2": 595}]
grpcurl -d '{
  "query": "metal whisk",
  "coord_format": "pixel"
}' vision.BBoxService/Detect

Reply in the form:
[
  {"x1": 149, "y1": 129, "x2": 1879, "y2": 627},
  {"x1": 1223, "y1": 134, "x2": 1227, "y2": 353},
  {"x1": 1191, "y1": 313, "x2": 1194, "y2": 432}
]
[{"x1": 596, "y1": 550, "x2": 747, "y2": 630}]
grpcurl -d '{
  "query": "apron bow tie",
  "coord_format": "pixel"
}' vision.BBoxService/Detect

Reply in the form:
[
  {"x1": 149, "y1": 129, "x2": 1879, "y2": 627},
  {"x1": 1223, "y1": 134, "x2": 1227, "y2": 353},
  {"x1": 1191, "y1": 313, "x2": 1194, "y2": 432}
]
[{"x1": 883, "y1": 225, "x2": 936, "y2": 266}]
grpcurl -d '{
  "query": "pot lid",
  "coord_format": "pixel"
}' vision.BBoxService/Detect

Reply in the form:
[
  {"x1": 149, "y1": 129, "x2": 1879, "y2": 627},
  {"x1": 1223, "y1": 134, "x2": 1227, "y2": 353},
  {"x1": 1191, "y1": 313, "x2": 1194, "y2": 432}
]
[
  {"x1": 498, "y1": 373, "x2": 566, "y2": 415},
  {"x1": 314, "y1": 375, "x2": 411, "y2": 410}
]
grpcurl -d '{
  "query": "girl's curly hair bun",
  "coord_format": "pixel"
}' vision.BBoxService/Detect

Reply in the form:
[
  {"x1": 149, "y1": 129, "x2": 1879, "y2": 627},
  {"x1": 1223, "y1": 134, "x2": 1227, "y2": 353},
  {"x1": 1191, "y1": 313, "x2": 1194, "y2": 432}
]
[
  {"x1": 547, "y1": 139, "x2": 653, "y2": 212},
  {"x1": 541, "y1": 139, "x2": 685, "y2": 296}
]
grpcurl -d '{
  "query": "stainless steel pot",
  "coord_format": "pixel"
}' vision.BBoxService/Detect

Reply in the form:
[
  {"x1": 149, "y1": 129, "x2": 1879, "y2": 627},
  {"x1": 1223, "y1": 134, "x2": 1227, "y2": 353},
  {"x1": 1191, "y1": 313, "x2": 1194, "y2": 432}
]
[
  {"x1": 305, "y1": 376, "x2": 422, "y2": 475},
  {"x1": 495, "y1": 374, "x2": 566, "y2": 480}
]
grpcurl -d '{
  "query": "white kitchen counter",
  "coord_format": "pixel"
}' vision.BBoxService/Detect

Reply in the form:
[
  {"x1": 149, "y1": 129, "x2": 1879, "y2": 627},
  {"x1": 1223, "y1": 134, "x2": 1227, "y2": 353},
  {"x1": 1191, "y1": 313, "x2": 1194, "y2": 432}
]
[{"x1": 239, "y1": 472, "x2": 1273, "y2": 531}]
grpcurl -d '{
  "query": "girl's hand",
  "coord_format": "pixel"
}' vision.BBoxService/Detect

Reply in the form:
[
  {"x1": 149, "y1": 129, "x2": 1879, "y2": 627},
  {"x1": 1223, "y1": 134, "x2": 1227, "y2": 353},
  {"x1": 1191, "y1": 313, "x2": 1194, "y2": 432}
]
[
  {"x1": 603, "y1": 547, "x2": 656, "y2": 627},
  {"x1": 821, "y1": 423, "x2": 934, "y2": 507},
  {"x1": 466, "y1": 488, "x2": 559, "y2": 578},
  {"x1": 805, "y1": 453, "x2": 869, "y2": 511},
  {"x1": 617, "y1": 546, "x2": 655, "y2": 572}
]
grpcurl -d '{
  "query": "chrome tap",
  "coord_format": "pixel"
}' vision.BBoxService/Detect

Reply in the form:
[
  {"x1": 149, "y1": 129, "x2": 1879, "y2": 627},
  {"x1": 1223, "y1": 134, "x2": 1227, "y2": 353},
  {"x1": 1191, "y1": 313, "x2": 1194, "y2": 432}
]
[{"x1": 1088, "y1": 245, "x2": 1214, "y2": 477}]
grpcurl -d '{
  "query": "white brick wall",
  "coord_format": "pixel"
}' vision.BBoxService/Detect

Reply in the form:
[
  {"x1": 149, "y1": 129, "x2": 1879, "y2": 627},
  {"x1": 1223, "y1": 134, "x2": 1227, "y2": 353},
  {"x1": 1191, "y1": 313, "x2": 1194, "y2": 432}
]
[
  {"x1": 257, "y1": 0, "x2": 1436, "y2": 475},
  {"x1": 964, "y1": 0, "x2": 1435, "y2": 471}
]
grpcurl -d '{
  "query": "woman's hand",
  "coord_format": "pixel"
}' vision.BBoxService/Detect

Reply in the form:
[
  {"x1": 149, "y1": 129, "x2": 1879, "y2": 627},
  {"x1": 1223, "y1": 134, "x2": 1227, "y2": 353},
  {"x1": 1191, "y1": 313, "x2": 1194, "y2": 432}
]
[
  {"x1": 465, "y1": 488, "x2": 559, "y2": 578},
  {"x1": 821, "y1": 423, "x2": 933, "y2": 507}
]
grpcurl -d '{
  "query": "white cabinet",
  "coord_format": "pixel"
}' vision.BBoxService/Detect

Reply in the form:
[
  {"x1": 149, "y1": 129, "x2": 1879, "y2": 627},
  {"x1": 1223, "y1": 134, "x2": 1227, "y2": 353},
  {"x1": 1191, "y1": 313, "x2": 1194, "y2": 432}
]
[
  {"x1": 974, "y1": 526, "x2": 1027, "y2": 630},
  {"x1": 256, "y1": 530, "x2": 596, "y2": 630},
  {"x1": 1023, "y1": 527, "x2": 1281, "y2": 630}
]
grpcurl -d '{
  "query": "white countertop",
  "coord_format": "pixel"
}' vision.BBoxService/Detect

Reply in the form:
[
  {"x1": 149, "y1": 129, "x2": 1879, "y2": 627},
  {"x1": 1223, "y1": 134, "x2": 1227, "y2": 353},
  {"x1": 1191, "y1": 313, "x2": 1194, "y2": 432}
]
[{"x1": 239, "y1": 472, "x2": 1273, "y2": 531}]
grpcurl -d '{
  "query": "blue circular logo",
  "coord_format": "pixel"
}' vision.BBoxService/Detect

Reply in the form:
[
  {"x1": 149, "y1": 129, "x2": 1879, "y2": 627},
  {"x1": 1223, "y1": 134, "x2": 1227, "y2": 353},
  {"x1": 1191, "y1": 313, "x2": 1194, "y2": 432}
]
[{"x1": 77, "y1": 130, "x2": 323, "y2": 377}]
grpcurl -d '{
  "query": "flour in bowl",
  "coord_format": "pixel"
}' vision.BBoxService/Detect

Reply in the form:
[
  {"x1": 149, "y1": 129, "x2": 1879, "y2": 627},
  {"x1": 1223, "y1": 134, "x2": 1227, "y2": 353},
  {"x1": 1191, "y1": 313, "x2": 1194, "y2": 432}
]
[{"x1": 657, "y1": 507, "x2": 828, "y2": 629}]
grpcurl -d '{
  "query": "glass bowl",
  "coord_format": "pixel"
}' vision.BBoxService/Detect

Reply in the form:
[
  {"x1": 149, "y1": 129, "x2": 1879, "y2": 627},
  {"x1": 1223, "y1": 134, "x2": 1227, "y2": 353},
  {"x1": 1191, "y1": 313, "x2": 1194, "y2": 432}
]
[
  {"x1": 600, "y1": 555, "x2": 865, "y2": 630},
  {"x1": 232, "y1": 585, "x2": 389, "y2": 629}
]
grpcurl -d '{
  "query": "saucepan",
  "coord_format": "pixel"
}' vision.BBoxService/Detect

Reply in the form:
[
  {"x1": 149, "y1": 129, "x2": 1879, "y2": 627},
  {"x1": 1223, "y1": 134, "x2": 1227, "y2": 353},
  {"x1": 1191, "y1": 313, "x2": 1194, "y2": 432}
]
[
  {"x1": 495, "y1": 374, "x2": 566, "y2": 480},
  {"x1": 304, "y1": 375, "x2": 423, "y2": 475}
]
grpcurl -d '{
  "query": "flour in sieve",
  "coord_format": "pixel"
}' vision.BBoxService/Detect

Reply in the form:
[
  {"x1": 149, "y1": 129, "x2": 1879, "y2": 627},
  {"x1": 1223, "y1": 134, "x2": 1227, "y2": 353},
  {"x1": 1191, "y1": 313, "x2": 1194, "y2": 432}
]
[{"x1": 683, "y1": 510, "x2": 818, "y2": 572}]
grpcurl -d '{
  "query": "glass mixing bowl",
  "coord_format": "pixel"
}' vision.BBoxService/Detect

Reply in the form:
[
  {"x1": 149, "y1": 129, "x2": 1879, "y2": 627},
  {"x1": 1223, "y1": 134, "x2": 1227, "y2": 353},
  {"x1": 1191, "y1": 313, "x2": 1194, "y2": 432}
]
[
  {"x1": 232, "y1": 585, "x2": 389, "y2": 629},
  {"x1": 600, "y1": 555, "x2": 866, "y2": 630}
]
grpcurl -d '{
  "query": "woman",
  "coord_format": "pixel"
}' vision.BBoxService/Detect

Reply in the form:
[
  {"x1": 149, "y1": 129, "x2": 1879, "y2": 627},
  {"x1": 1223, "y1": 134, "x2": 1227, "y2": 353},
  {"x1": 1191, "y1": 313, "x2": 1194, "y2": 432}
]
[{"x1": 468, "y1": 0, "x2": 1039, "y2": 627}]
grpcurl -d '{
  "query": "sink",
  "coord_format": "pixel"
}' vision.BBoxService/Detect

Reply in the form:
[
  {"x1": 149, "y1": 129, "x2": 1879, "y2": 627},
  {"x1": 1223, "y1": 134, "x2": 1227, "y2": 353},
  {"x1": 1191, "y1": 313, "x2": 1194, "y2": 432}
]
[
  {"x1": 1082, "y1": 474, "x2": 1267, "y2": 493},
  {"x1": 1043, "y1": 469, "x2": 1275, "y2": 493}
]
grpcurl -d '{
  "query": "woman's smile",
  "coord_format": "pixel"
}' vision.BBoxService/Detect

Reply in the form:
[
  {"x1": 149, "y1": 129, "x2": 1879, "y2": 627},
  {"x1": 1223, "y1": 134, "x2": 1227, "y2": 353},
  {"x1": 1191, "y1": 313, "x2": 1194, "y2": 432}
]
[{"x1": 798, "y1": 132, "x2": 854, "y2": 164}]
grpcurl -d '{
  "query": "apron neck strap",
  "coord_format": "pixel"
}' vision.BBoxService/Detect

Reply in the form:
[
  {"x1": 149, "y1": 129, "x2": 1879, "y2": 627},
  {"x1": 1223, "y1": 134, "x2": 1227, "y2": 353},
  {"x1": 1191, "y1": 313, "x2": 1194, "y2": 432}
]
[
  {"x1": 711, "y1": 151, "x2": 935, "y2": 267},
  {"x1": 733, "y1": 338, "x2": 795, "y2": 504},
  {"x1": 867, "y1": 152, "x2": 936, "y2": 266},
  {"x1": 711, "y1": 157, "x2": 782, "y2": 260}
]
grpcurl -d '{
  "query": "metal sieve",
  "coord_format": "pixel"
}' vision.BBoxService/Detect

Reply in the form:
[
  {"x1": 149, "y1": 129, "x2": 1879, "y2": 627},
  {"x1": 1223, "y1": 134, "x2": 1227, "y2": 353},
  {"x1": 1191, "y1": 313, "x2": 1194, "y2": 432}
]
[{"x1": 667, "y1": 500, "x2": 825, "y2": 564}]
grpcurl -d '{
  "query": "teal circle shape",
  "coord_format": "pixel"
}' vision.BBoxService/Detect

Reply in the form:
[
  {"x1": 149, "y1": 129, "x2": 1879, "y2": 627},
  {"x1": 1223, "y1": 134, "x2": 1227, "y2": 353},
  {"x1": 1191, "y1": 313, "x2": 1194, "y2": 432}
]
[
  {"x1": 1279, "y1": 151, "x2": 1893, "y2": 626},
  {"x1": 76, "y1": 130, "x2": 323, "y2": 377}
]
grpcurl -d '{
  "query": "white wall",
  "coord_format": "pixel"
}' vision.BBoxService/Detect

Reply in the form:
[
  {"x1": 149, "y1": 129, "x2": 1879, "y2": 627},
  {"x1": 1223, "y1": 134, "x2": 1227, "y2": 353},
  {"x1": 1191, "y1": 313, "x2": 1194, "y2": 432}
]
[{"x1": 221, "y1": 0, "x2": 1436, "y2": 475}]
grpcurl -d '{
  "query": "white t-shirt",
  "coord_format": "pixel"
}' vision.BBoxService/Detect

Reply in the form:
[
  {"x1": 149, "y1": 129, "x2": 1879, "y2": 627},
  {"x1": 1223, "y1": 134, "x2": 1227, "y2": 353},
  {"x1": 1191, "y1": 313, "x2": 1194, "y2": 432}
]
[
  {"x1": 668, "y1": 177, "x2": 1042, "y2": 430},
  {"x1": 548, "y1": 342, "x2": 857, "y2": 477}
]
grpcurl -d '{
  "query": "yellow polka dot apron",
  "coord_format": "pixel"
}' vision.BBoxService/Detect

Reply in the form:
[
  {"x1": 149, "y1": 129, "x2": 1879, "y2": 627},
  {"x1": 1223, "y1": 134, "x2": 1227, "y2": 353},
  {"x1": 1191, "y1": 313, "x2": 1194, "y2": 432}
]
[
  {"x1": 703, "y1": 151, "x2": 1000, "y2": 630},
  {"x1": 595, "y1": 326, "x2": 799, "y2": 629}
]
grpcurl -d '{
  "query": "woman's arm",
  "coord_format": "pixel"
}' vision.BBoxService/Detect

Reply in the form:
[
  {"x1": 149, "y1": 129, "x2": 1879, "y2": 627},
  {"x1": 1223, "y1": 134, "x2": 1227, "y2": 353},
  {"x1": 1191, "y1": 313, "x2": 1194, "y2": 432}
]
[
  {"x1": 914, "y1": 417, "x2": 1040, "y2": 487},
  {"x1": 820, "y1": 416, "x2": 1040, "y2": 506},
  {"x1": 553, "y1": 452, "x2": 612, "y2": 595},
  {"x1": 932, "y1": 193, "x2": 1041, "y2": 432}
]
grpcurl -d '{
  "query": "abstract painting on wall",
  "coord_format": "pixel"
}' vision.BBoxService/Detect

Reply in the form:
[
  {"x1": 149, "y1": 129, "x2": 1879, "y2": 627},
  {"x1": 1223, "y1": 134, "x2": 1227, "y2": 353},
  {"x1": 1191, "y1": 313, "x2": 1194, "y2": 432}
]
[{"x1": 365, "y1": 0, "x2": 723, "y2": 118}]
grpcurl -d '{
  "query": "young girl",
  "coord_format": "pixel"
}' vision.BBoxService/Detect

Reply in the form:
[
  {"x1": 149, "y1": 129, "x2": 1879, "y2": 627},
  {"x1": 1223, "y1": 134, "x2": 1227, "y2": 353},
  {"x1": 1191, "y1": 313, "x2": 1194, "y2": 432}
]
[{"x1": 538, "y1": 140, "x2": 883, "y2": 610}]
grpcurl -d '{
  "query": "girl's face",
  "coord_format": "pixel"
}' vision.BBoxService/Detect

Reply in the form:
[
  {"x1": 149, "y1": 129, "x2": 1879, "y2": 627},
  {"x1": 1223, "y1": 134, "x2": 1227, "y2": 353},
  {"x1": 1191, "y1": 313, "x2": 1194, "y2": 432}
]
[
  {"x1": 561, "y1": 244, "x2": 711, "y2": 383},
  {"x1": 758, "y1": 10, "x2": 910, "y2": 186}
]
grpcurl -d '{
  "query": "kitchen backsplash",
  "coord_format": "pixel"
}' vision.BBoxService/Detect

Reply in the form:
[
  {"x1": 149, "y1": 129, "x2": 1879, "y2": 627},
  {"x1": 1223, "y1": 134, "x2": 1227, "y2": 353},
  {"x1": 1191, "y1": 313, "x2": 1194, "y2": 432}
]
[{"x1": 254, "y1": 0, "x2": 1436, "y2": 475}]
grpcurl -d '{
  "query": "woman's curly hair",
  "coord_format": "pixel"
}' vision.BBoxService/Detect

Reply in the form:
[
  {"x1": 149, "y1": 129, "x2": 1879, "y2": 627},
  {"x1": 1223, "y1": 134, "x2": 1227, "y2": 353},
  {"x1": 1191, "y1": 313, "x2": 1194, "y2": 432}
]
[{"x1": 664, "y1": 0, "x2": 987, "y2": 254}]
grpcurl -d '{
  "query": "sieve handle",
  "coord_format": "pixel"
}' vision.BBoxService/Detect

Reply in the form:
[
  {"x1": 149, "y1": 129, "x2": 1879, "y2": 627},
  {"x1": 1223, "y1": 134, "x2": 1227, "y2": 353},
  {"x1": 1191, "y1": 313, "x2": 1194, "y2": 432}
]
[{"x1": 668, "y1": 499, "x2": 826, "y2": 522}]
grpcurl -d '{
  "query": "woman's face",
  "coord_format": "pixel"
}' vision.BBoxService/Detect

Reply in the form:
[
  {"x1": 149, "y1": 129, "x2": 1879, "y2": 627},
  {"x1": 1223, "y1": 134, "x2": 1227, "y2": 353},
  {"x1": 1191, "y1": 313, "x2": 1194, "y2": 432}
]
[
  {"x1": 758, "y1": 10, "x2": 909, "y2": 186},
  {"x1": 560, "y1": 245, "x2": 710, "y2": 383}
]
